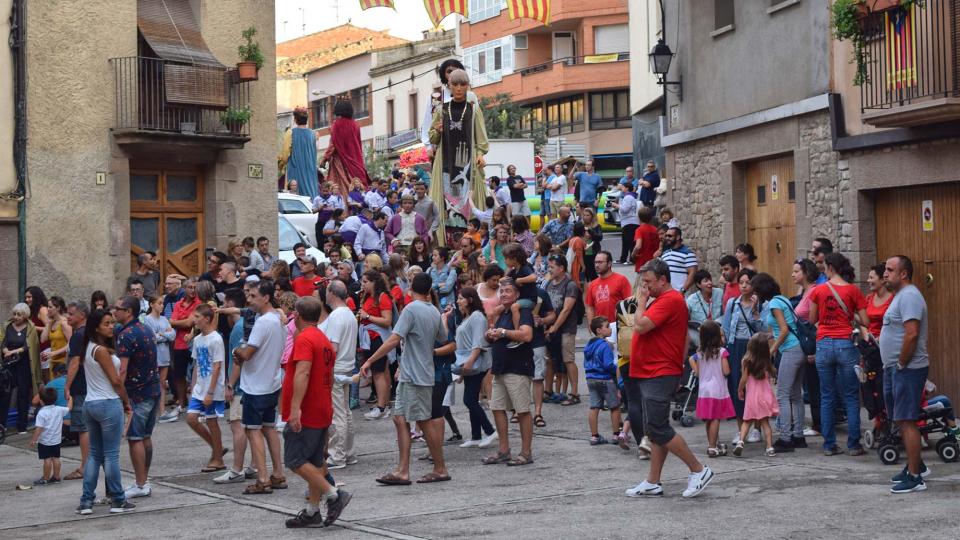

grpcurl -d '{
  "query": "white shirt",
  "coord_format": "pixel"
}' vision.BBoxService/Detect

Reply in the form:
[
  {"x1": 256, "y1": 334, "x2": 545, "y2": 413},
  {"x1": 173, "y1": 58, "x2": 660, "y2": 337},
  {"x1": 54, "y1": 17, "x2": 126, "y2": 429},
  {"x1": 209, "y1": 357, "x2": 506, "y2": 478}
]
[
  {"x1": 240, "y1": 311, "x2": 285, "y2": 395},
  {"x1": 550, "y1": 175, "x2": 567, "y2": 196},
  {"x1": 319, "y1": 306, "x2": 359, "y2": 375},
  {"x1": 495, "y1": 185, "x2": 511, "y2": 208},
  {"x1": 191, "y1": 331, "x2": 226, "y2": 401},
  {"x1": 35, "y1": 405, "x2": 69, "y2": 446},
  {"x1": 84, "y1": 342, "x2": 120, "y2": 402},
  {"x1": 355, "y1": 223, "x2": 386, "y2": 260},
  {"x1": 312, "y1": 194, "x2": 344, "y2": 212},
  {"x1": 364, "y1": 190, "x2": 387, "y2": 210},
  {"x1": 339, "y1": 215, "x2": 363, "y2": 237}
]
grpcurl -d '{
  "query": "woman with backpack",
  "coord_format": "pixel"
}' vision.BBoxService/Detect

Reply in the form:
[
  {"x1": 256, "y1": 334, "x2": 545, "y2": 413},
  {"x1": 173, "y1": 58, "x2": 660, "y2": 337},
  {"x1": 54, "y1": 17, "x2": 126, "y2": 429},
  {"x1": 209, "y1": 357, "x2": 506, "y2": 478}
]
[
  {"x1": 807, "y1": 253, "x2": 872, "y2": 456},
  {"x1": 752, "y1": 273, "x2": 807, "y2": 453},
  {"x1": 792, "y1": 258, "x2": 822, "y2": 436}
]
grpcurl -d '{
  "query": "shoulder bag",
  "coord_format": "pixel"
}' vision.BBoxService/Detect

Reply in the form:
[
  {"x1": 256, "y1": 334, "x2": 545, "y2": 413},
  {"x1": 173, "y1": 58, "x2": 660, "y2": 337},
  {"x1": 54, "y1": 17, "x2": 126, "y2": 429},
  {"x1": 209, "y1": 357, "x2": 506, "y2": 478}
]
[
  {"x1": 825, "y1": 282, "x2": 856, "y2": 340},
  {"x1": 778, "y1": 295, "x2": 817, "y2": 355}
]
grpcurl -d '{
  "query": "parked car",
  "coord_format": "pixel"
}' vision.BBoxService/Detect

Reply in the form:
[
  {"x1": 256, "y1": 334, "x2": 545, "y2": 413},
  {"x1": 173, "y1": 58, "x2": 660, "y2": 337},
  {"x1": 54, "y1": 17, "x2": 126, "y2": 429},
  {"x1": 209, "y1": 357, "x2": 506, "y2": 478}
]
[
  {"x1": 278, "y1": 192, "x2": 318, "y2": 246},
  {"x1": 278, "y1": 214, "x2": 328, "y2": 266}
]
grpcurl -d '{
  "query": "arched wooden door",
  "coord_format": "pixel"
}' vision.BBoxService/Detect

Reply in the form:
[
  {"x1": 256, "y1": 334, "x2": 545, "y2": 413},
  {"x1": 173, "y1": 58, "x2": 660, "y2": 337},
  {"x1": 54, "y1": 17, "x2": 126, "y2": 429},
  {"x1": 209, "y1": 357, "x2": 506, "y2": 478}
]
[{"x1": 130, "y1": 170, "x2": 205, "y2": 279}]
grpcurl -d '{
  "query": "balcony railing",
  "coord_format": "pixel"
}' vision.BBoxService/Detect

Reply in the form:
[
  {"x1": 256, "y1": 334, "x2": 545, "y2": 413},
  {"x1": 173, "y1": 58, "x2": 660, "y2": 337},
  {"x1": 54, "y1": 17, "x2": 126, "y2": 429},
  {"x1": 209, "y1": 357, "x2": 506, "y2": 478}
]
[
  {"x1": 374, "y1": 128, "x2": 420, "y2": 155},
  {"x1": 860, "y1": 1, "x2": 958, "y2": 112},
  {"x1": 110, "y1": 56, "x2": 251, "y2": 137},
  {"x1": 518, "y1": 52, "x2": 630, "y2": 77}
]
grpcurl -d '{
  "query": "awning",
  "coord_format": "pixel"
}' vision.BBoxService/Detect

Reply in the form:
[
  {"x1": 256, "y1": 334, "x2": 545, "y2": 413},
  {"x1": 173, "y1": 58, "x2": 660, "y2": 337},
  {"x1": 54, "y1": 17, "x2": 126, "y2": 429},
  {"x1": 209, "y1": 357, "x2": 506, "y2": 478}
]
[{"x1": 138, "y1": 0, "x2": 225, "y2": 67}]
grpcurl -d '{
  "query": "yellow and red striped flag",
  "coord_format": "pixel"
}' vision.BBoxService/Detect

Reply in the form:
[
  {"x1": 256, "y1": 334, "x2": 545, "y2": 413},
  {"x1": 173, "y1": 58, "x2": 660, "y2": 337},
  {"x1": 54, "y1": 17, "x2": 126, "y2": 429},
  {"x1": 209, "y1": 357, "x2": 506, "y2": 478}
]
[
  {"x1": 885, "y1": 4, "x2": 918, "y2": 90},
  {"x1": 423, "y1": 0, "x2": 468, "y2": 28},
  {"x1": 507, "y1": 0, "x2": 551, "y2": 25},
  {"x1": 359, "y1": 0, "x2": 395, "y2": 10}
]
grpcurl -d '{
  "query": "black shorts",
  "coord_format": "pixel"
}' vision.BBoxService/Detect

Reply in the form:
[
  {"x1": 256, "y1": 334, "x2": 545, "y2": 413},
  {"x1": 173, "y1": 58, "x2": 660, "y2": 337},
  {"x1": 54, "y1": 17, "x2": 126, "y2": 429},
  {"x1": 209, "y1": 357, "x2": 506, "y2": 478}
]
[
  {"x1": 546, "y1": 335, "x2": 566, "y2": 374},
  {"x1": 172, "y1": 348, "x2": 192, "y2": 379},
  {"x1": 283, "y1": 426, "x2": 329, "y2": 470},
  {"x1": 364, "y1": 336, "x2": 387, "y2": 373},
  {"x1": 431, "y1": 381, "x2": 450, "y2": 420},
  {"x1": 38, "y1": 443, "x2": 61, "y2": 460}
]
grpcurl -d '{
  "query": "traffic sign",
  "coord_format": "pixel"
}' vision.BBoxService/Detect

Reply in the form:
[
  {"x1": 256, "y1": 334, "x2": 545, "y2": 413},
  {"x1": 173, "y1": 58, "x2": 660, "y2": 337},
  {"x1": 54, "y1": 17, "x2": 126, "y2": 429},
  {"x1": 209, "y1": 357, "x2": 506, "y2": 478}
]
[{"x1": 534, "y1": 155, "x2": 544, "y2": 175}]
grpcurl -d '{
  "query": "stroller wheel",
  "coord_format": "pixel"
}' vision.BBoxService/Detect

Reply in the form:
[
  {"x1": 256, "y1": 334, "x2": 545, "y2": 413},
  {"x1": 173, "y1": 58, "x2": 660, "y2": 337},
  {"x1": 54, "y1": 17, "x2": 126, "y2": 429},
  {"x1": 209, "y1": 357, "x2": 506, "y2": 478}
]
[
  {"x1": 935, "y1": 438, "x2": 959, "y2": 463},
  {"x1": 680, "y1": 415, "x2": 696, "y2": 428},
  {"x1": 878, "y1": 443, "x2": 900, "y2": 465},
  {"x1": 863, "y1": 429, "x2": 876, "y2": 449},
  {"x1": 671, "y1": 410, "x2": 682, "y2": 421}
]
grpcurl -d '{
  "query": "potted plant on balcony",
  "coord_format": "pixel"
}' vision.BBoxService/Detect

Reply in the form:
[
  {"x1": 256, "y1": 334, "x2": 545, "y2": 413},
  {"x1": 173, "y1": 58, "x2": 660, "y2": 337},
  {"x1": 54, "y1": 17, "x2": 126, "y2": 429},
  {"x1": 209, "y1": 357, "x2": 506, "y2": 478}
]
[
  {"x1": 220, "y1": 105, "x2": 252, "y2": 135},
  {"x1": 832, "y1": 0, "x2": 925, "y2": 86},
  {"x1": 237, "y1": 26, "x2": 264, "y2": 82}
]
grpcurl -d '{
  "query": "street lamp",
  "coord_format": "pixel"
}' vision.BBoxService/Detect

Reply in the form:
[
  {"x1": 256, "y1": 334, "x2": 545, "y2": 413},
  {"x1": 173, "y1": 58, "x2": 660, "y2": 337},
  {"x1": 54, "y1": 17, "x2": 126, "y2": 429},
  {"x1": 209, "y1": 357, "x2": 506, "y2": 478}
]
[{"x1": 649, "y1": 38, "x2": 682, "y2": 118}]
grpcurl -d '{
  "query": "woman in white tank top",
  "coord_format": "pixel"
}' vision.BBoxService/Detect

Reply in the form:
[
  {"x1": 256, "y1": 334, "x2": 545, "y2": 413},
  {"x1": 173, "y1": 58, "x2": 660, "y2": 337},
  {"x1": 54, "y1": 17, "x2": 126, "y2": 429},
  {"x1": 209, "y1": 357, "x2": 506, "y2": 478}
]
[{"x1": 77, "y1": 310, "x2": 133, "y2": 514}]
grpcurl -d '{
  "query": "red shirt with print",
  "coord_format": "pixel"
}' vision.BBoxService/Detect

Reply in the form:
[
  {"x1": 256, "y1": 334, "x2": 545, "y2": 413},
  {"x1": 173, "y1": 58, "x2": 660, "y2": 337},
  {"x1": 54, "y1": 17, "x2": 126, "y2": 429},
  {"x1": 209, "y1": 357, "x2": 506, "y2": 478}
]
[
  {"x1": 281, "y1": 326, "x2": 335, "y2": 429},
  {"x1": 586, "y1": 273, "x2": 633, "y2": 320},
  {"x1": 633, "y1": 224, "x2": 660, "y2": 273},
  {"x1": 809, "y1": 282, "x2": 867, "y2": 340},
  {"x1": 629, "y1": 288, "x2": 689, "y2": 379},
  {"x1": 171, "y1": 296, "x2": 201, "y2": 350}
]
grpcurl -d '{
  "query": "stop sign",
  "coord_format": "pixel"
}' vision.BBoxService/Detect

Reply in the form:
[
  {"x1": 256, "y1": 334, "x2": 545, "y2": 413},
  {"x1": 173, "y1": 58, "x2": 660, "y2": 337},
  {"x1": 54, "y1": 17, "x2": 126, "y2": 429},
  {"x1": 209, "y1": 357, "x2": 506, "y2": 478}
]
[{"x1": 534, "y1": 155, "x2": 544, "y2": 175}]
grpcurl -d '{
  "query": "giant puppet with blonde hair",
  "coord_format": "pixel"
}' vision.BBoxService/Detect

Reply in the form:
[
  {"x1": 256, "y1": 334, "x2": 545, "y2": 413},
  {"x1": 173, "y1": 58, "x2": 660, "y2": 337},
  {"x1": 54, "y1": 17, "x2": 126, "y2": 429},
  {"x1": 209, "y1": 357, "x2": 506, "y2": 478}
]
[{"x1": 428, "y1": 69, "x2": 489, "y2": 247}]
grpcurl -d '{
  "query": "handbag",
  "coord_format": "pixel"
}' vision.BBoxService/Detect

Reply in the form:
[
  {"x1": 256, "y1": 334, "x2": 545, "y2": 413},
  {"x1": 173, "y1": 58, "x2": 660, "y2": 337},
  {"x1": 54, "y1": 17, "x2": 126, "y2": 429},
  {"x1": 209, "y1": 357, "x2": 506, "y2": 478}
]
[
  {"x1": 780, "y1": 296, "x2": 817, "y2": 355},
  {"x1": 737, "y1": 302, "x2": 758, "y2": 336}
]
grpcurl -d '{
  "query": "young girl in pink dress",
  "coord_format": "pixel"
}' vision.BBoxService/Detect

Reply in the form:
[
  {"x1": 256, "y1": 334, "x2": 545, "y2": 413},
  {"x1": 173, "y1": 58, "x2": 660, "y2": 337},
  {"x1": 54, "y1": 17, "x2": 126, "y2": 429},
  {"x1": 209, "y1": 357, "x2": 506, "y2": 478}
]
[
  {"x1": 690, "y1": 321, "x2": 736, "y2": 457},
  {"x1": 734, "y1": 333, "x2": 780, "y2": 457}
]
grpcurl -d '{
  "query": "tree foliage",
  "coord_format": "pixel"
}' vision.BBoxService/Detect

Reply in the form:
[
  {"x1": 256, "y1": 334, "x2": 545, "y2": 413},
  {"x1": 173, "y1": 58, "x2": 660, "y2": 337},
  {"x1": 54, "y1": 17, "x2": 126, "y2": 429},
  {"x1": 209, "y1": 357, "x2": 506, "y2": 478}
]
[
  {"x1": 364, "y1": 143, "x2": 391, "y2": 180},
  {"x1": 478, "y1": 93, "x2": 547, "y2": 152}
]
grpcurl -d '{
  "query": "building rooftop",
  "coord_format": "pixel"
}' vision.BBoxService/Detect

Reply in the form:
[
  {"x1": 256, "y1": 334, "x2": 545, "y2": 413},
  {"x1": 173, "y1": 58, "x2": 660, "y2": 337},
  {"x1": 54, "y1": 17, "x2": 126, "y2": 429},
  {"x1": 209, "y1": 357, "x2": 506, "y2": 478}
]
[{"x1": 276, "y1": 23, "x2": 408, "y2": 79}]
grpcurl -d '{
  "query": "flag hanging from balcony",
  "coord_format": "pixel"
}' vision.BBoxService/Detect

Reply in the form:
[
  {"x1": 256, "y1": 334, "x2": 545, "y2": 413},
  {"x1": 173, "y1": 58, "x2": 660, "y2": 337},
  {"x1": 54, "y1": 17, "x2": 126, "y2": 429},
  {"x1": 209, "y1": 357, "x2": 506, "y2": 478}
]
[
  {"x1": 358, "y1": 0, "x2": 395, "y2": 10},
  {"x1": 424, "y1": 0, "x2": 468, "y2": 28},
  {"x1": 885, "y1": 5, "x2": 918, "y2": 90},
  {"x1": 507, "y1": 0, "x2": 551, "y2": 25}
]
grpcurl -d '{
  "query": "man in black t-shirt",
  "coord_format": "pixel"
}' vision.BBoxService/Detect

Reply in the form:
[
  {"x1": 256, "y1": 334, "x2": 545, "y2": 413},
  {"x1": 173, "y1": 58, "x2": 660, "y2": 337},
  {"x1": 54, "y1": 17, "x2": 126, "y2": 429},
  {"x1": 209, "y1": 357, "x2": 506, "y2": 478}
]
[
  {"x1": 64, "y1": 301, "x2": 89, "y2": 481},
  {"x1": 530, "y1": 288, "x2": 556, "y2": 426},
  {"x1": 483, "y1": 279, "x2": 535, "y2": 466},
  {"x1": 506, "y1": 165, "x2": 530, "y2": 219}
]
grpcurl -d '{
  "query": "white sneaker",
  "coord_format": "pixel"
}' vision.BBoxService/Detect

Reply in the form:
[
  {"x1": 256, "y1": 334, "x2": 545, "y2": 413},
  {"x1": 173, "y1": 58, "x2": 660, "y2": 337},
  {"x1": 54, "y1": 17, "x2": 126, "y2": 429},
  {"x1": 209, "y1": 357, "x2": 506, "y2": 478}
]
[
  {"x1": 681, "y1": 466, "x2": 715, "y2": 498},
  {"x1": 213, "y1": 469, "x2": 245, "y2": 484},
  {"x1": 158, "y1": 406, "x2": 181, "y2": 423},
  {"x1": 803, "y1": 427, "x2": 820, "y2": 437},
  {"x1": 638, "y1": 436, "x2": 652, "y2": 455},
  {"x1": 345, "y1": 456, "x2": 359, "y2": 465},
  {"x1": 243, "y1": 466, "x2": 258, "y2": 479},
  {"x1": 637, "y1": 448, "x2": 650, "y2": 461},
  {"x1": 746, "y1": 428, "x2": 762, "y2": 443},
  {"x1": 478, "y1": 432, "x2": 499, "y2": 449},
  {"x1": 460, "y1": 439, "x2": 481, "y2": 448},
  {"x1": 363, "y1": 407, "x2": 384, "y2": 420},
  {"x1": 123, "y1": 483, "x2": 151, "y2": 499},
  {"x1": 625, "y1": 480, "x2": 663, "y2": 497},
  {"x1": 732, "y1": 433, "x2": 742, "y2": 445},
  {"x1": 326, "y1": 458, "x2": 346, "y2": 470}
]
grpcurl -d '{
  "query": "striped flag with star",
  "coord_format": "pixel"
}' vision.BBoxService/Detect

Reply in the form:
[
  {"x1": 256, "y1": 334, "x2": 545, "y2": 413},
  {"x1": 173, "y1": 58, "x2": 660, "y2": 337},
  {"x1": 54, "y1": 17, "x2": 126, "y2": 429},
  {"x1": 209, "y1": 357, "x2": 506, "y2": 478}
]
[
  {"x1": 423, "y1": 0, "x2": 468, "y2": 28},
  {"x1": 507, "y1": 0, "x2": 551, "y2": 25},
  {"x1": 359, "y1": 0, "x2": 395, "y2": 10}
]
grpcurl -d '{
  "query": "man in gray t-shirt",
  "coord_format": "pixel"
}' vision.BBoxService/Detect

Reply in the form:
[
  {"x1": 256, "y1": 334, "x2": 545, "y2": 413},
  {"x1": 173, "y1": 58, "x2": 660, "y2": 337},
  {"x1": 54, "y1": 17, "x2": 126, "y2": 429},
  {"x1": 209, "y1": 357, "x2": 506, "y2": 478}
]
[
  {"x1": 361, "y1": 273, "x2": 449, "y2": 484},
  {"x1": 878, "y1": 256, "x2": 929, "y2": 493}
]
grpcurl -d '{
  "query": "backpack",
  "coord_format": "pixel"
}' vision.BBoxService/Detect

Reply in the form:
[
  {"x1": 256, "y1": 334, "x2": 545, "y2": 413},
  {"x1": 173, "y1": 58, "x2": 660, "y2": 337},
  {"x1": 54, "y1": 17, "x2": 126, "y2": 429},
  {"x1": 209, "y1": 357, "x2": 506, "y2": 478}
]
[
  {"x1": 615, "y1": 298, "x2": 637, "y2": 360},
  {"x1": 779, "y1": 296, "x2": 816, "y2": 355}
]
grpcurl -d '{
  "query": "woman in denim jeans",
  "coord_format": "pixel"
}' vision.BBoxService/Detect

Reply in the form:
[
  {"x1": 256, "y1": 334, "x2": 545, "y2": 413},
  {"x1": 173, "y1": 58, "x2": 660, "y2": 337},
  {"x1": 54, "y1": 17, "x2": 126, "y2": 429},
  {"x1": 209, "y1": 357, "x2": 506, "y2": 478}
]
[
  {"x1": 721, "y1": 268, "x2": 761, "y2": 442},
  {"x1": 808, "y1": 253, "x2": 871, "y2": 456},
  {"x1": 77, "y1": 310, "x2": 133, "y2": 515}
]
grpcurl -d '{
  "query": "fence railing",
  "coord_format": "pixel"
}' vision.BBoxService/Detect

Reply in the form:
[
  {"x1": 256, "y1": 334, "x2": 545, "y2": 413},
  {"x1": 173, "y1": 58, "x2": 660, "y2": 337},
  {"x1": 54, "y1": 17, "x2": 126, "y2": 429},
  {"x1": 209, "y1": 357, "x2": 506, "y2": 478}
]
[
  {"x1": 518, "y1": 52, "x2": 630, "y2": 77},
  {"x1": 860, "y1": 1, "x2": 958, "y2": 111},
  {"x1": 110, "y1": 56, "x2": 251, "y2": 136}
]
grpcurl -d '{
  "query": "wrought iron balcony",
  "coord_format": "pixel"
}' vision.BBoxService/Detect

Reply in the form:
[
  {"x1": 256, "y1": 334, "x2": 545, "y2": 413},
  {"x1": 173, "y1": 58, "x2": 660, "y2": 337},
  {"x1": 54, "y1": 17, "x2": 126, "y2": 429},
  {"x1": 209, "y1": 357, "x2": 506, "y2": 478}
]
[
  {"x1": 859, "y1": 1, "x2": 960, "y2": 127},
  {"x1": 109, "y1": 56, "x2": 252, "y2": 143}
]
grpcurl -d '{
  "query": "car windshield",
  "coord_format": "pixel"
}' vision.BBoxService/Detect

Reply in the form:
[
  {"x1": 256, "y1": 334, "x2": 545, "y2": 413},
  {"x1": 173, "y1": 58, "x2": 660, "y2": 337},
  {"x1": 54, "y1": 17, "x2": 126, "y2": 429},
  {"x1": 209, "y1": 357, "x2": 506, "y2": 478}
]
[
  {"x1": 278, "y1": 217, "x2": 302, "y2": 251},
  {"x1": 279, "y1": 198, "x2": 311, "y2": 214}
]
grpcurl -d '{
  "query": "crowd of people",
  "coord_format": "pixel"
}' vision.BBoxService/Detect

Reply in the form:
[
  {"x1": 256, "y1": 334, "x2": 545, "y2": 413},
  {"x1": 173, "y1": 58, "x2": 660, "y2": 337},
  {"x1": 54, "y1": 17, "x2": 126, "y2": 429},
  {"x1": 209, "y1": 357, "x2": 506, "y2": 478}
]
[{"x1": 1, "y1": 66, "x2": 952, "y2": 529}]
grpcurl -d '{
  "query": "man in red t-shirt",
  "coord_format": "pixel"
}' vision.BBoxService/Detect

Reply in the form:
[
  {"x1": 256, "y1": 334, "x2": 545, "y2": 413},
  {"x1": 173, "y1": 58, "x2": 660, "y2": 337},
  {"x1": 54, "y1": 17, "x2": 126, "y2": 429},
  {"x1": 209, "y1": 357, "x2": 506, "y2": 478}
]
[
  {"x1": 281, "y1": 296, "x2": 352, "y2": 528},
  {"x1": 586, "y1": 251, "x2": 633, "y2": 321},
  {"x1": 632, "y1": 206, "x2": 660, "y2": 273},
  {"x1": 624, "y1": 258, "x2": 714, "y2": 499},
  {"x1": 719, "y1": 255, "x2": 741, "y2": 312},
  {"x1": 164, "y1": 278, "x2": 201, "y2": 419},
  {"x1": 291, "y1": 256, "x2": 320, "y2": 297}
]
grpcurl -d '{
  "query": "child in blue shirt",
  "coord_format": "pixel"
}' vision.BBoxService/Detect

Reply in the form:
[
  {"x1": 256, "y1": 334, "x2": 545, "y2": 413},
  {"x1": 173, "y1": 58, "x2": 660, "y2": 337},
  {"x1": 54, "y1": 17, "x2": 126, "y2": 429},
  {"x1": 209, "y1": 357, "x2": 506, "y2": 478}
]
[{"x1": 584, "y1": 317, "x2": 622, "y2": 445}]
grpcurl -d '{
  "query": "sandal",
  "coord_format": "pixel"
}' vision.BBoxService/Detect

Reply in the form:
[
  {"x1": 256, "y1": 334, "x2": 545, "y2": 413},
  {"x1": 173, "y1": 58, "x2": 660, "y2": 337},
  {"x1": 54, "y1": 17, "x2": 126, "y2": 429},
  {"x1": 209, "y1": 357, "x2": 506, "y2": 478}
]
[
  {"x1": 64, "y1": 468, "x2": 83, "y2": 481},
  {"x1": 560, "y1": 394, "x2": 581, "y2": 406},
  {"x1": 481, "y1": 450, "x2": 512, "y2": 465},
  {"x1": 506, "y1": 453, "x2": 533, "y2": 466},
  {"x1": 707, "y1": 447, "x2": 719, "y2": 458},
  {"x1": 375, "y1": 473, "x2": 412, "y2": 486},
  {"x1": 416, "y1": 472, "x2": 451, "y2": 483},
  {"x1": 534, "y1": 415, "x2": 546, "y2": 428},
  {"x1": 509, "y1": 412, "x2": 519, "y2": 424},
  {"x1": 270, "y1": 475, "x2": 288, "y2": 489},
  {"x1": 243, "y1": 480, "x2": 273, "y2": 495}
]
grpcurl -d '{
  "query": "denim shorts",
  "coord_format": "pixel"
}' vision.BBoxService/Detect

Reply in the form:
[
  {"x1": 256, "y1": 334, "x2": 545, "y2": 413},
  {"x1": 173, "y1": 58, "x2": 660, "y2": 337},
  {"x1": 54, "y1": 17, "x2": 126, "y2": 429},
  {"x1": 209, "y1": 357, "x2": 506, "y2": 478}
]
[
  {"x1": 533, "y1": 346, "x2": 546, "y2": 381},
  {"x1": 587, "y1": 379, "x2": 620, "y2": 410},
  {"x1": 884, "y1": 365, "x2": 928, "y2": 422},
  {"x1": 187, "y1": 398, "x2": 226, "y2": 419},
  {"x1": 126, "y1": 397, "x2": 159, "y2": 441},
  {"x1": 69, "y1": 394, "x2": 87, "y2": 434},
  {"x1": 241, "y1": 390, "x2": 280, "y2": 429}
]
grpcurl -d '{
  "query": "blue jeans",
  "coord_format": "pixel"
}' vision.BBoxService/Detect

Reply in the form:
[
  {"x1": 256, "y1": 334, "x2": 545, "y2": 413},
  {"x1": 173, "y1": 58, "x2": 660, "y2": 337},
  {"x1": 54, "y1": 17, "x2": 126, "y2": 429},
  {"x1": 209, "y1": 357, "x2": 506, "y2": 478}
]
[
  {"x1": 81, "y1": 398, "x2": 126, "y2": 505},
  {"x1": 815, "y1": 338, "x2": 861, "y2": 450}
]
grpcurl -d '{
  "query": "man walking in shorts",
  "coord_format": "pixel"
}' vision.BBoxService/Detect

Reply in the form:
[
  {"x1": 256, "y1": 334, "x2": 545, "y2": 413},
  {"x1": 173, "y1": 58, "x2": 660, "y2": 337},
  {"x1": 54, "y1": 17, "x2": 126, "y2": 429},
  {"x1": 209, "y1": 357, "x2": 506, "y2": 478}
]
[
  {"x1": 362, "y1": 273, "x2": 450, "y2": 485},
  {"x1": 282, "y1": 297, "x2": 351, "y2": 527},
  {"x1": 625, "y1": 258, "x2": 714, "y2": 498}
]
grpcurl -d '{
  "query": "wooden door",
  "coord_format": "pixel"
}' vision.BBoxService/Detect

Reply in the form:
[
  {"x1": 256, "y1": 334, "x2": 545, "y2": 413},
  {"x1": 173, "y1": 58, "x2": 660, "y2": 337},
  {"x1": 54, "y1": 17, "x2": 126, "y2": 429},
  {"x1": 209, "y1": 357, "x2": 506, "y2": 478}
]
[
  {"x1": 875, "y1": 183, "x2": 960, "y2": 401},
  {"x1": 745, "y1": 155, "x2": 796, "y2": 291},
  {"x1": 130, "y1": 170, "x2": 205, "y2": 278}
]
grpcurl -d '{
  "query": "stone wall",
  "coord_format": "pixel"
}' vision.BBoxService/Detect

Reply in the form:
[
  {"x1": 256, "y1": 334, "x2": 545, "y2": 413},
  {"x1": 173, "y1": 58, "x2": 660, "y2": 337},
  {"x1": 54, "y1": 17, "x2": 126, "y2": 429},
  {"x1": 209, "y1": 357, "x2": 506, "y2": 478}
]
[{"x1": 799, "y1": 113, "x2": 844, "y2": 249}]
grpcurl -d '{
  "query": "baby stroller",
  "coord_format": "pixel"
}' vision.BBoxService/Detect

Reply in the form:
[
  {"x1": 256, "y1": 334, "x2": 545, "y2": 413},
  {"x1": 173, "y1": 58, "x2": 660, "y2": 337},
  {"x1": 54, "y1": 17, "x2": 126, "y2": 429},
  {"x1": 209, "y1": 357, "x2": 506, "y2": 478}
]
[
  {"x1": 876, "y1": 400, "x2": 960, "y2": 465},
  {"x1": 859, "y1": 339, "x2": 888, "y2": 450},
  {"x1": 671, "y1": 367, "x2": 698, "y2": 428}
]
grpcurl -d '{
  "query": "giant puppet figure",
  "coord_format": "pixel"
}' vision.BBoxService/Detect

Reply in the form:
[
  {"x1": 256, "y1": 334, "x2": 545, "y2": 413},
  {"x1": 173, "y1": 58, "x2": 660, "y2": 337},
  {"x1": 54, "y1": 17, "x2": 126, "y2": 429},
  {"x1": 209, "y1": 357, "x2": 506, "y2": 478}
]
[
  {"x1": 428, "y1": 69, "x2": 489, "y2": 247},
  {"x1": 322, "y1": 100, "x2": 370, "y2": 198}
]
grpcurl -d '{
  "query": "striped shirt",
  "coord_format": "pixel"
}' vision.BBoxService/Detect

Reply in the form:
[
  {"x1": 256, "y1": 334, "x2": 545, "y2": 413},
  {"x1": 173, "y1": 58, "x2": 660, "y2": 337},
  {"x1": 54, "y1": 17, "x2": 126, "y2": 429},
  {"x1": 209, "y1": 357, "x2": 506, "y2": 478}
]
[{"x1": 661, "y1": 245, "x2": 698, "y2": 291}]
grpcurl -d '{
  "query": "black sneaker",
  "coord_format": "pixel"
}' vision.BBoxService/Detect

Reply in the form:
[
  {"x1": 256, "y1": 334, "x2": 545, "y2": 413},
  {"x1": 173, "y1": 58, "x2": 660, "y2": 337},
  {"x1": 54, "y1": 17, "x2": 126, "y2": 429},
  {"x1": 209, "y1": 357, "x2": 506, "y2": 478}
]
[
  {"x1": 890, "y1": 473, "x2": 926, "y2": 494},
  {"x1": 773, "y1": 439, "x2": 795, "y2": 453},
  {"x1": 75, "y1": 503, "x2": 93, "y2": 515},
  {"x1": 791, "y1": 436, "x2": 808, "y2": 448},
  {"x1": 285, "y1": 509, "x2": 325, "y2": 528},
  {"x1": 323, "y1": 489, "x2": 352, "y2": 526},
  {"x1": 109, "y1": 500, "x2": 136, "y2": 514},
  {"x1": 891, "y1": 463, "x2": 930, "y2": 483},
  {"x1": 446, "y1": 434, "x2": 463, "y2": 443}
]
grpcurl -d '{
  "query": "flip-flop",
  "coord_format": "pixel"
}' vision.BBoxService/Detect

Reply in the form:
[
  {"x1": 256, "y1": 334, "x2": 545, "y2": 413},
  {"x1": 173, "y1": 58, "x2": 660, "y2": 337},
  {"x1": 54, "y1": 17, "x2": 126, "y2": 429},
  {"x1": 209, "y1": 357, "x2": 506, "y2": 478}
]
[
  {"x1": 201, "y1": 465, "x2": 227, "y2": 473},
  {"x1": 416, "y1": 472, "x2": 451, "y2": 484},
  {"x1": 64, "y1": 469, "x2": 83, "y2": 481},
  {"x1": 481, "y1": 451, "x2": 512, "y2": 465},
  {"x1": 375, "y1": 473, "x2": 412, "y2": 486},
  {"x1": 506, "y1": 454, "x2": 534, "y2": 467},
  {"x1": 534, "y1": 415, "x2": 546, "y2": 427}
]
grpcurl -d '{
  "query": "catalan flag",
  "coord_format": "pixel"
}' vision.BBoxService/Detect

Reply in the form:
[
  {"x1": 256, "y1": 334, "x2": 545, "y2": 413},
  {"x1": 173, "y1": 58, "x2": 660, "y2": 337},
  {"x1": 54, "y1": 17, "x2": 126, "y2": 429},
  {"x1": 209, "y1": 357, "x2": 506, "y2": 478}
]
[
  {"x1": 885, "y1": 4, "x2": 918, "y2": 90},
  {"x1": 507, "y1": 0, "x2": 551, "y2": 25},
  {"x1": 423, "y1": 0, "x2": 468, "y2": 28},
  {"x1": 359, "y1": 0, "x2": 395, "y2": 10}
]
